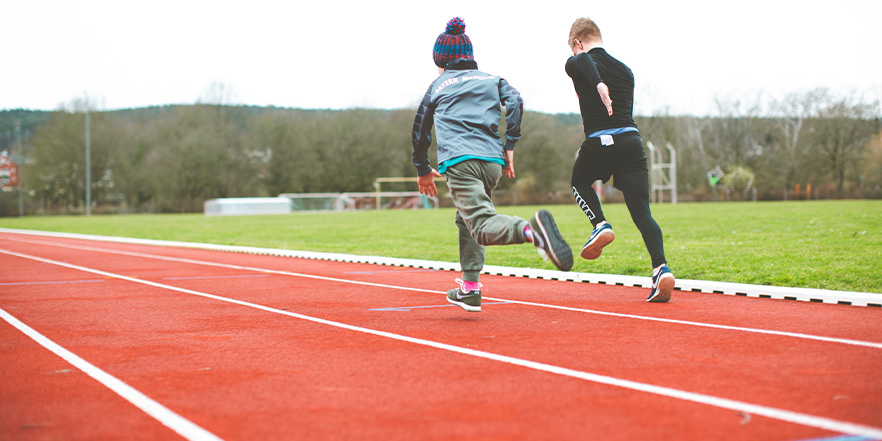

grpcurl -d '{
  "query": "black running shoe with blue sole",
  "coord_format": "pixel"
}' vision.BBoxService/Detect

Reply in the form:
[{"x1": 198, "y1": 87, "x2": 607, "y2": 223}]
[
  {"x1": 581, "y1": 223, "x2": 615, "y2": 260},
  {"x1": 648, "y1": 265, "x2": 674, "y2": 303}
]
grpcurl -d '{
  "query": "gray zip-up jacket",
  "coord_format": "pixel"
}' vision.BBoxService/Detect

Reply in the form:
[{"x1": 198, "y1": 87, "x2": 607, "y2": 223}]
[{"x1": 412, "y1": 59, "x2": 523, "y2": 177}]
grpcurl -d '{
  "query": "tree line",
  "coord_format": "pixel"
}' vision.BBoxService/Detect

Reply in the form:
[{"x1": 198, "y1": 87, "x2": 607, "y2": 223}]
[{"x1": 0, "y1": 88, "x2": 879, "y2": 216}]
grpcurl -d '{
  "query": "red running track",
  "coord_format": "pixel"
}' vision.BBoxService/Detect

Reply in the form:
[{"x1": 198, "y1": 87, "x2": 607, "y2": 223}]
[{"x1": 1, "y1": 231, "x2": 881, "y2": 441}]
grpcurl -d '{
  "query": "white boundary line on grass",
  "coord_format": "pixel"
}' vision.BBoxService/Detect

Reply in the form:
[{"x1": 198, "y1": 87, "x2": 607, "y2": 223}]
[
  {"x1": 0, "y1": 307, "x2": 224, "y2": 441},
  {"x1": 3, "y1": 249, "x2": 882, "y2": 439},
  {"x1": 1, "y1": 228, "x2": 880, "y2": 307}
]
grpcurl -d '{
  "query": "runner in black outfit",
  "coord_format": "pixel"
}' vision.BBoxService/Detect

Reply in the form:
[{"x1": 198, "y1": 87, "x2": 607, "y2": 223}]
[{"x1": 565, "y1": 17, "x2": 674, "y2": 302}]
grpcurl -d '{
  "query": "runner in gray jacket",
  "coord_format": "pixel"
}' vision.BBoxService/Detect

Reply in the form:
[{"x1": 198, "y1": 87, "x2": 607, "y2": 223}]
[{"x1": 412, "y1": 17, "x2": 573, "y2": 313}]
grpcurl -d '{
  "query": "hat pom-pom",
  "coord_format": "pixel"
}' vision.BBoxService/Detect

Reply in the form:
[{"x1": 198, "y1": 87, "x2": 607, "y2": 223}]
[{"x1": 445, "y1": 17, "x2": 466, "y2": 35}]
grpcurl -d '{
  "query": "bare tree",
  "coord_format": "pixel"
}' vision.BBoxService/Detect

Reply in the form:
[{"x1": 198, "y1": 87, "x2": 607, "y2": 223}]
[
  {"x1": 772, "y1": 88, "x2": 827, "y2": 199},
  {"x1": 198, "y1": 82, "x2": 239, "y2": 106},
  {"x1": 709, "y1": 95, "x2": 765, "y2": 167},
  {"x1": 28, "y1": 98, "x2": 118, "y2": 213},
  {"x1": 809, "y1": 95, "x2": 877, "y2": 197}
]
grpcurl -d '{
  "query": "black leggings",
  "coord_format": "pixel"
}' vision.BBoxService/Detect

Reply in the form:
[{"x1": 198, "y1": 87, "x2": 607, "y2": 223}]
[
  {"x1": 623, "y1": 192, "x2": 666, "y2": 268},
  {"x1": 572, "y1": 176, "x2": 666, "y2": 269}
]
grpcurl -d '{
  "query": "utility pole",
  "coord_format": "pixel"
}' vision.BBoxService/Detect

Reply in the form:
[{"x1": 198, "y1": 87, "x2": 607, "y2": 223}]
[
  {"x1": 85, "y1": 109, "x2": 92, "y2": 216},
  {"x1": 16, "y1": 122, "x2": 23, "y2": 217}
]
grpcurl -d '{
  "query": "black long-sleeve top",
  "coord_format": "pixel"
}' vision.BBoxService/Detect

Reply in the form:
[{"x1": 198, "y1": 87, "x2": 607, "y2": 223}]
[{"x1": 565, "y1": 48, "x2": 638, "y2": 136}]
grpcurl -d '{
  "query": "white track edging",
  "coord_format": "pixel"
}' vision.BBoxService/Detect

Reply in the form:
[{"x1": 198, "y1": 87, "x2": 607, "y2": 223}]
[{"x1": 2, "y1": 228, "x2": 879, "y2": 307}]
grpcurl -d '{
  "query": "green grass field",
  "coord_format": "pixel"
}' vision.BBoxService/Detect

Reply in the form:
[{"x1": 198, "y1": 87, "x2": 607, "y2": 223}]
[{"x1": 1, "y1": 200, "x2": 880, "y2": 293}]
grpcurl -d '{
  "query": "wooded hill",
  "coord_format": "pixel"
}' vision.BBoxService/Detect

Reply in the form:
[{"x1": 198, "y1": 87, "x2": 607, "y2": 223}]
[{"x1": 1, "y1": 92, "x2": 880, "y2": 215}]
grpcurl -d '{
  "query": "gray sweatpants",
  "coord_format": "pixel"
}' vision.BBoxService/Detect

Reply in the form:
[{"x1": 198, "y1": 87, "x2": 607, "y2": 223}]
[{"x1": 444, "y1": 159, "x2": 529, "y2": 283}]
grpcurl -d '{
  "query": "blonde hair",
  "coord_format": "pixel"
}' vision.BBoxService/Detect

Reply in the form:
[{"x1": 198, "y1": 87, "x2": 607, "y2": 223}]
[{"x1": 569, "y1": 17, "x2": 602, "y2": 48}]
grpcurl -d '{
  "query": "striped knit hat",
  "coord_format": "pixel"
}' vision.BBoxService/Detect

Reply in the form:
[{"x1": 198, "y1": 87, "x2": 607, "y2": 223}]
[{"x1": 433, "y1": 17, "x2": 473, "y2": 68}]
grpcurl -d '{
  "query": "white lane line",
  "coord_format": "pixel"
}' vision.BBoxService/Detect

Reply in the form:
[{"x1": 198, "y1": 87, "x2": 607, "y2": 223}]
[
  {"x1": 479, "y1": 297, "x2": 882, "y2": 350},
  {"x1": 0, "y1": 307, "x2": 224, "y2": 441},
  {"x1": 3, "y1": 239, "x2": 881, "y2": 350},
  {"x1": 2, "y1": 248, "x2": 882, "y2": 439}
]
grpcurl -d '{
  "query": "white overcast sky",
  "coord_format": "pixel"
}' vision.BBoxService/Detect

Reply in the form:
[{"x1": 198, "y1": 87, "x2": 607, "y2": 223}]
[{"x1": 2, "y1": 0, "x2": 881, "y2": 116}]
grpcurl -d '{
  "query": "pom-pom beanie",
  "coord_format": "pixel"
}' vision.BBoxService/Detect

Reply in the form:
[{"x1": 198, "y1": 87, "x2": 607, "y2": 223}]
[{"x1": 433, "y1": 17, "x2": 474, "y2": 68}]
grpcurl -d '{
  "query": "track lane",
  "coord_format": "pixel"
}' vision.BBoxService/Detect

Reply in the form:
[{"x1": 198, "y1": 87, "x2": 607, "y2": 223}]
[
  {"x1": 5, "y1": 253, "x2": 785, "y2": 441},
  {"x1": 1, "y1": 230, "x2": 880, "y2": 440},
  {"x1": 6, "y1": 233, "x2": 879, "y2": 344},
  {"x1": 0, "y1": 316, "x2": 194, "y2": 441}
]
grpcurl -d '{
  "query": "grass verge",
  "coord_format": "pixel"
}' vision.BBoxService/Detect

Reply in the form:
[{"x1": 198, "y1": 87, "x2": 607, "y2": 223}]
[{"x1": 1, "y1": 200, "x2": 880, "y2": 293}]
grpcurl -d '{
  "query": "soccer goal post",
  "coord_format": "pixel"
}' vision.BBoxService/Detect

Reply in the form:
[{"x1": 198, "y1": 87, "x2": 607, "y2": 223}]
[
  {"x1": 647, "y1": 141, "x2": 677, "y2": 204},
  {"x1": 278, "y1": 188, "x2": 440, "y2": 211},
  {"x1": 373, "y1": 177, "x2": 446, "y2": 210}
]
